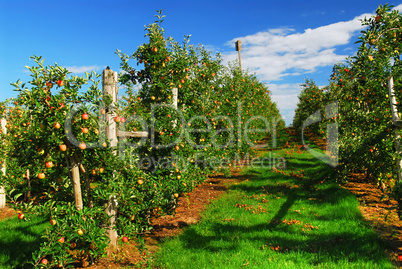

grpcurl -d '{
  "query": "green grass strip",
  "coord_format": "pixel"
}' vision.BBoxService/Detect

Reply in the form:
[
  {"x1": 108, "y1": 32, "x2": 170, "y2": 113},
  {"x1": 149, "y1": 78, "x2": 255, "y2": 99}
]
[
  {"x1": 0, "y1": 215, "x2": 48, "y2": 269},
  {"x1": 153, "y1": 144, "x2": 394, "y2": 269}
]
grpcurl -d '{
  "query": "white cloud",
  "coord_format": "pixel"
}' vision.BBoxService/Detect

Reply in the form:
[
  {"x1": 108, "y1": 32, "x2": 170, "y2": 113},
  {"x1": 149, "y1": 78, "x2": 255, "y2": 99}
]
[
  {"x1": 66, "y1": 65, "x2": 102, "y2": 74},
  {"x1": 224, "y1": 13, "x2": 372, "y2": 82},
  {"x1": 394, "y1": 4, "x2": 402, "y2": 12},
  {"x1": 267, "y1": 83, "x2": 301, "y2": 124},
  {"x1": 222, "y1": 11, "x2": 382, "y2": 126}
]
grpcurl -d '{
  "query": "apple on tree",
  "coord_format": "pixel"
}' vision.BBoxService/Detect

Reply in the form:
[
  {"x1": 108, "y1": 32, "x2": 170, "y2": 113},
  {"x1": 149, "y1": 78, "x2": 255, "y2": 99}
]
[
  {"x1": 53, "y1": 122, "x2": 61, "y2": 129},
  {"x1": 79, "y1": 143, "x2": 86, "y2": 150},
  {"x1": 45, "y1": 161, "x2": 53, "y2": 168},
  {"x1": 58, "y1": 237, "x2": 65, "y2": 244}
]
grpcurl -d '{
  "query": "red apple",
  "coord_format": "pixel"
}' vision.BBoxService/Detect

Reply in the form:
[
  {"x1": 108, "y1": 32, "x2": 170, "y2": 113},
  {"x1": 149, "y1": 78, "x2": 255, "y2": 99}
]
[
  {"x1": 120, "y1": 117, "x2": 126, "y2": 123},
  {"x1": 53, "y1": 122, "x2": 61, "y2": 129},
  {"x1": 58, "y1": 236, "x2": 65, "y2": 243},
  {"x1": 137, "y1": 179, "x2": 144, "y2": 185},
  {"x1": 41, "y1": 259, "x2": 48, "y2": 265},
  {"x1": 45, "y1": 161, "x2": 54, "y2": 168},
  {"x1": 114, "y1": 116, "x2": 120, "y2": 123},
  {"x1": 59, "y1": 144, "x2": 67, "y2": 151},
  {"x1": 79, "y1": 143, "x2": 86, "y2": 150},
  {"x1": 82, "y1": 113, "x2": 89, "y2": 120},
  {"x1": 38, "y1": 173, "x2": 45, "y2": 179},
  {"x1": 81, "y1": 127, "x2": 89, "y2": 134},
  {"x1": 122, "y1": 236, "x2": 129, "y2": 243},
  {"x1": 50, "y1": 219, "x2": 57, "y2": 225},
  {"x1": 46, "y1": 82, "x2": 53, "y2": 89},
  {"x1": 57, "y1": 80, "x2": 64, "y2": 87},
  {"x1": 18, "y1": 213, "x2": 24, "y2": 220}
]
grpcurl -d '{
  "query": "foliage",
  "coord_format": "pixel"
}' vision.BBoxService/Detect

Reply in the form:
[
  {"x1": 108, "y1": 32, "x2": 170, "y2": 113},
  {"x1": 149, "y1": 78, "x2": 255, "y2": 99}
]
[
  {"x1": 293, "y1": 4, "x2": 402, "y2": 216},
  {"x1": 0, "y1": 10, "x2": 283, "y2": 267}
]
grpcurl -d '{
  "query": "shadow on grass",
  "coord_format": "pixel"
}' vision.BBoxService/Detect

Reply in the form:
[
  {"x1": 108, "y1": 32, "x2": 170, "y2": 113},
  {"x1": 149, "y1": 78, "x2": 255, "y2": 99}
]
[
  {"x1": 177, "y1": 221, "x2": 386, "y2": 265},
  {"x1": 165, "y1": 151, "x2": 390, "y2": 267},
  {"x1": 0, "y1": 216, "x2": 48, "y2": 268}
]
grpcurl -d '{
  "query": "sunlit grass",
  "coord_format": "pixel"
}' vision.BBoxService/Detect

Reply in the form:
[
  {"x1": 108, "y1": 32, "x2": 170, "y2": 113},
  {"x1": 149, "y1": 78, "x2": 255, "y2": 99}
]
[
  {"x1": 153, "y1": 138, "x2": 394, "y2": 269},
  {"x1": 0, "y1": 214, "x2": 48, "y2": 268}
]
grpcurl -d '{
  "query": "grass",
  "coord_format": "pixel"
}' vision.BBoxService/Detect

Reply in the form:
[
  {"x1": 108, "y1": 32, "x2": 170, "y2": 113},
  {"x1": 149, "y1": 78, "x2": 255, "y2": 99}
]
[
  {"x1": 153, "y1": 138, "x2": 394, "y2": 268},
  {"x1": 0, "y1": 214, "x2": 48, "y2": 268}
]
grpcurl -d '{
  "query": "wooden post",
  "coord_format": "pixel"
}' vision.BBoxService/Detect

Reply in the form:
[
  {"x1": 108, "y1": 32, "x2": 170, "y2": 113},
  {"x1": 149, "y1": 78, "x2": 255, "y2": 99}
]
[
  {"x1": 0, "y1": 118, "x2": 6, "y2": 208},
  {"x1": 235, "y1": 40, "x2": 242, "y2": 71},
  {"x1": 103, "y1": 69, "x2": 118, "y2": 150},
  {"x1": 25, "y1": 169, "x2": 30, "y2": 202},
  {"x1": 388, "y1": 76, "x2": 402, "y2": 182},
  {"x1": 172, "y1": 88, "x2": 178, "y2": 128},
  {"x1": 106, "y1": 195, "x2": 118, "y2": 256},
  {"x1": 102, "y1": 68, "x2": 119, "y2": 255},
  {"x1": 102, "y1": 68, "x2": 148, "y2": 255},
  {"x1": 69, "y1": 156, "x2": 83, "y2": 211},
  {"x1": 172, "y1": 88, "x2": 178, "y2": 109}
]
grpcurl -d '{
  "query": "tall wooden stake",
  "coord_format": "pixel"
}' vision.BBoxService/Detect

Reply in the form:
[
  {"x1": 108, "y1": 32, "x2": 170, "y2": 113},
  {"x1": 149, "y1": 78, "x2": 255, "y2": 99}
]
[
  {"x1": 102, "y1": 68, "x2": 119, "y2": 255},
  {"x1": 235, "y1": 40, "x2": 242, "y2": 71},
  {"x1": 69, "y1": 155, "x2": 83, "y2": 211},
  {"x1": 0, "y1": 118, "x2": 6, "y2": 208},
  {"x1": 388, "y1": 76, "x2": 402, "y2": 182},
  {"x1": 172, "y1": 88, "x2": 178, "y2": 128}
]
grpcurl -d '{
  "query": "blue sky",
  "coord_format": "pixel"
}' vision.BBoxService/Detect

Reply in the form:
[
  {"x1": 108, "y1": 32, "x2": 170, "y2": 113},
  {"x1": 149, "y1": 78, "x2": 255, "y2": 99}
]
[{"x1": 1, "y1": 0, "x2": 401, "y2": 125}]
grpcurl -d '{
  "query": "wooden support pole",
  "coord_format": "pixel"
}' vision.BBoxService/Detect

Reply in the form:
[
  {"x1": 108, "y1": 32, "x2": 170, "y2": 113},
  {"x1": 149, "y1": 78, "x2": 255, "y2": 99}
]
[
  {"x1": 25, "y1": 169, "x2": 31, "y2": 202},
  {"x1": 102, "y1": 68, "x2": 119, "y2": 255},
  {"x1": 172, "y1": 88, "x2": 178, "y2": 128},
  {"x1": 389, "y1": 76, "x2": 402, "y2": 182},
  {"x1": 69, "y1": 155, "x2": 83, "y2": 211},
  {"x1": 0, "y1": 118, "x2": 6, "y2": 208},
  {"x1": 235, "y1": 40, "x2": 242, "y2": 71},
  {"x1": 103, "y1": 69, "x2": 118, "y2": 150}
]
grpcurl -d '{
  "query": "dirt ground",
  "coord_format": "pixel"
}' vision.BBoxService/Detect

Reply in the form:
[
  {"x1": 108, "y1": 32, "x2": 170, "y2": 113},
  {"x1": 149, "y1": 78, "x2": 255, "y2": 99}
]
[{"x1": 343, "y1": 173, "x2": 402, "y2": 265}]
